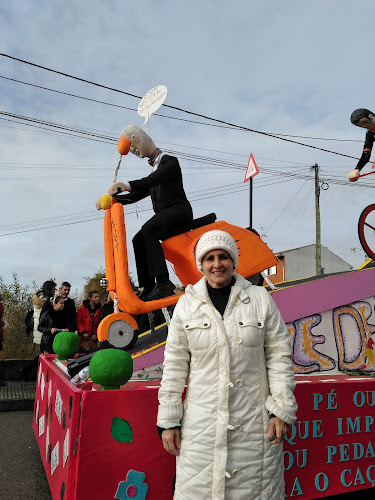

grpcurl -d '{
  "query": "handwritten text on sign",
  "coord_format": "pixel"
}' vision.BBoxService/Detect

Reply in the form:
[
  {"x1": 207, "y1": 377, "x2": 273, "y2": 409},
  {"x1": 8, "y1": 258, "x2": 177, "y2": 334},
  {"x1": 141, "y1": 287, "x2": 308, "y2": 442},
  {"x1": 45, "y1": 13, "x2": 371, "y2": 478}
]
[{"x1": 138, "y1": 85, "x2": 168, "y2": 125}]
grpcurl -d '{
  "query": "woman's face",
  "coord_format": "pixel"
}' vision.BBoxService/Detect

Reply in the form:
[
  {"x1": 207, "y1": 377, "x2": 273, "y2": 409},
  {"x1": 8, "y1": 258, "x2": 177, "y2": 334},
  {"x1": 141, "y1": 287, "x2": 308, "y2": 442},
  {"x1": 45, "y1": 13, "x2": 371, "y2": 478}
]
[
  {"x1": 201, "y1": 249, "x2": 234, "y2": 288},
  {"x1": 53, "y1": 299, "x2": 64, "y2": 311}
]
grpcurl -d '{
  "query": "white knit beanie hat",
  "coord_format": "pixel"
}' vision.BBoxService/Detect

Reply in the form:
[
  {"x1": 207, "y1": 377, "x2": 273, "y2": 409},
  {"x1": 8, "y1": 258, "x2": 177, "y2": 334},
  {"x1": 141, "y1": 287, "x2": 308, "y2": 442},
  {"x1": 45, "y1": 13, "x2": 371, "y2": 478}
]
[{"x1": 195, "y1": 230, "x2": 238, "y2": 272}]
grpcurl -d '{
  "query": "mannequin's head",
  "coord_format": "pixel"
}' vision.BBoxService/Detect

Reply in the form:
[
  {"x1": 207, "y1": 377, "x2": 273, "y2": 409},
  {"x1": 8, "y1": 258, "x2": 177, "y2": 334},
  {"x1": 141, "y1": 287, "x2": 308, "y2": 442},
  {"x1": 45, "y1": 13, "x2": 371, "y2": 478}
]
[
  {"x1": 120, "y1": 124, "x2": 157, "y2": 158},
  {"x1": 350, "y1": 108, "x2": 375, "y2": 131}
]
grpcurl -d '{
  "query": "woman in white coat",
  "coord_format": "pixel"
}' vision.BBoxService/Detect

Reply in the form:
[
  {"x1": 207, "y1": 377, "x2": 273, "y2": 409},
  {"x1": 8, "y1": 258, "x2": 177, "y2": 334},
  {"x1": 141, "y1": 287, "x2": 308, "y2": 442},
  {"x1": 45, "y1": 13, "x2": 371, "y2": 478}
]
[{"x1": 157, "y1": 230, "x2": 297, "y2": 500}]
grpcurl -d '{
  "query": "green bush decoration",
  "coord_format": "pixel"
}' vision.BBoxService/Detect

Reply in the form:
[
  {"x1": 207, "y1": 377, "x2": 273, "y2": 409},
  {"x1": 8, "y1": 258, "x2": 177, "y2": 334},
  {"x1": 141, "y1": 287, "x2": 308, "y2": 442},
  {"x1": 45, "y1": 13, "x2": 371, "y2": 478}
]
[
  {"x1": 89, "y1": 349, "x2": 133, "y2": 390},
  {"x1": 53, "y1": 332, "x2": 80, "y2": 360}
]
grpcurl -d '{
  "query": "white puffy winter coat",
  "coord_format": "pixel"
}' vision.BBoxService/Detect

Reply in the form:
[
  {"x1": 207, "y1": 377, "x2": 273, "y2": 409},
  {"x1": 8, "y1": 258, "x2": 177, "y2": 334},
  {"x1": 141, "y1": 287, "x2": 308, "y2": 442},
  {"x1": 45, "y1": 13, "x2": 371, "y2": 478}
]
[
  {"x1": 157, "y1": 273, "x2": 297, "y2": 500},
  {"x1": 32, "y1": 290, "x2": 47, "y2": 345}
]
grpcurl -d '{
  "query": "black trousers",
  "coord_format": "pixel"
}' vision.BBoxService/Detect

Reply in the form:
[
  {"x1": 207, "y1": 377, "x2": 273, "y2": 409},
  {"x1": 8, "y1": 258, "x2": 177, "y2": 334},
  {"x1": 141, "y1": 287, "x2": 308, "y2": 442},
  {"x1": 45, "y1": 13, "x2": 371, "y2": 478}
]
[{"x1": 133, "y1": 206, "x2": 193, "y2": 289}]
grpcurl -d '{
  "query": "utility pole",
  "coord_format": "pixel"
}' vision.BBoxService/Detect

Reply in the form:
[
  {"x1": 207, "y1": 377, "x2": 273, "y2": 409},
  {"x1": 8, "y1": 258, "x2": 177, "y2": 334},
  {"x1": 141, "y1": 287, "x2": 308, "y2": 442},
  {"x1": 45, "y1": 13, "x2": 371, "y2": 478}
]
[
  {"x1": 313, "y1": 163, "x2": 323, "y2": 275},
  {"x1": 249, "y1": 177, "x2": 253, "y2": 229}
]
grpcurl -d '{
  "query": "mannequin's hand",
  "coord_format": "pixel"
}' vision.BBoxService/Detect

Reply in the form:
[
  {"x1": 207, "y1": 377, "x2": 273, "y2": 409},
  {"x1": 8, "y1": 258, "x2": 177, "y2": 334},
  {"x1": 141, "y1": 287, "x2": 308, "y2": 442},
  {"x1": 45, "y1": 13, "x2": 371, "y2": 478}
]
[
  {"x1": 348, "y1": 169, "x2": 360, "y2": 182},
  {"x1": 108, "y1": 182, "x2": 127, "y2": 196}
]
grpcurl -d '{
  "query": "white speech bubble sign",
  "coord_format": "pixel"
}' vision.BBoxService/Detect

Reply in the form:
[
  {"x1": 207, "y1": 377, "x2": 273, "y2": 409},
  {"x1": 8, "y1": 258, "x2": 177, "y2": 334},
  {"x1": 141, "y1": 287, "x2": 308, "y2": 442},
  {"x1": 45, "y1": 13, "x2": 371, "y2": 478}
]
[{"x1": 138, "y1": 85, "x2": 168, "y2": 125}]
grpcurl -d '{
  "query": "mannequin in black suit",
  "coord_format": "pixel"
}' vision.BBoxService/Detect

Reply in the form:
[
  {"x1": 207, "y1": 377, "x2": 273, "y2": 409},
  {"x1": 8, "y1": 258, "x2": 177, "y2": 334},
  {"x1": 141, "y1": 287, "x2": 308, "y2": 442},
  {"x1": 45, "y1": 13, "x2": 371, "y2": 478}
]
[{"x1": 105, "y1": 125, "x2": 193, "y2": 301}]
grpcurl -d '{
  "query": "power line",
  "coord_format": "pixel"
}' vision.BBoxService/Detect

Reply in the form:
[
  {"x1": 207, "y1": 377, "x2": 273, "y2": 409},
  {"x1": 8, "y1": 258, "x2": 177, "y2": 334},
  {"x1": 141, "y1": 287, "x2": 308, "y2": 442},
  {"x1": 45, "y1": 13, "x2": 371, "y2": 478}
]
[
  {"x1": 1, "y1": 166, "x2": 373, "y2": 237},
  {"x1": 0, "y1": 74, "x2": 364, "y2": 144},
  {"x1": 0, "y1": 74, "x2": 240, "y2": 131},
  {"x1": 0, "y1": 53, "x2": 362, "y2": 160}
]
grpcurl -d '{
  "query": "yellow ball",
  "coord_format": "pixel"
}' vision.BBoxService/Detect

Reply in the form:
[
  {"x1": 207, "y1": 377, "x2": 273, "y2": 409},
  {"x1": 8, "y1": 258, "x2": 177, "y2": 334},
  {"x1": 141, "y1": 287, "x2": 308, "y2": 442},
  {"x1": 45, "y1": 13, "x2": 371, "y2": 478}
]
[{"x1": 101, "y1": 194, "x2": 112, "y2": 210}]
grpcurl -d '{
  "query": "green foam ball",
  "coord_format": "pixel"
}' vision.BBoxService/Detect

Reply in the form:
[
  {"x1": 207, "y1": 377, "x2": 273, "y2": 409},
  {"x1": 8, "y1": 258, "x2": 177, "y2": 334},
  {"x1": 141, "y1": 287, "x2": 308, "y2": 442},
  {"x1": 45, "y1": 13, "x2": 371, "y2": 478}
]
[
  {"x1": 89, "y1": 349, "x2": 133, "y2": 390},
  {"x1": 53, "y1": 332, "x2": 80, "y2": 360}
]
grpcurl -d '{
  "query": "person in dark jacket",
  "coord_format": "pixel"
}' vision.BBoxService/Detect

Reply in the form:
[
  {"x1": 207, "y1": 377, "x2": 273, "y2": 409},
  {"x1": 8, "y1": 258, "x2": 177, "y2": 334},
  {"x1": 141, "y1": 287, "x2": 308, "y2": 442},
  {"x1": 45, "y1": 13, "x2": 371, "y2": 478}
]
[
  {"x1": 97, "y1": 125, "x2": 193, "y2": 302},
  {"x1": 98, "y1": 293, "x2": 114, "y2": 323},
  {"x1": 39, "y1": 280, "x2": 57, "y2": 315},
  {"x1": 38, "y1": 295, "x2": 71, "y2": 354},
  {"x1": 58, "y1": 281, "x2": 77, "y2": 332},
  {"x1": 77, "y1": 291, "x2": 102, "y2": 351}
]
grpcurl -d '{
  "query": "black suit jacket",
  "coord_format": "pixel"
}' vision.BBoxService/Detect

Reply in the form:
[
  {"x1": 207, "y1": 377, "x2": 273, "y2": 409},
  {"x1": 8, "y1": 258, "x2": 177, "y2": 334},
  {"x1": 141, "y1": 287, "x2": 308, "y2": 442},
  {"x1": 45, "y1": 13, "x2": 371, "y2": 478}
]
[{"x1": 116, "y1": 155, "x2": 191, "y2": 214}]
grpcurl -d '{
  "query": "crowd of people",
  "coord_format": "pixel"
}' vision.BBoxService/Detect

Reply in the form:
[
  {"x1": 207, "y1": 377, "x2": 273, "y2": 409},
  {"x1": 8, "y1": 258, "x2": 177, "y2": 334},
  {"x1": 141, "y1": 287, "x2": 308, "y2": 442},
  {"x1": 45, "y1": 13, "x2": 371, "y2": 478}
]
[{"x1": 31, "y1": 281, "x2": 104, "y2": 355}]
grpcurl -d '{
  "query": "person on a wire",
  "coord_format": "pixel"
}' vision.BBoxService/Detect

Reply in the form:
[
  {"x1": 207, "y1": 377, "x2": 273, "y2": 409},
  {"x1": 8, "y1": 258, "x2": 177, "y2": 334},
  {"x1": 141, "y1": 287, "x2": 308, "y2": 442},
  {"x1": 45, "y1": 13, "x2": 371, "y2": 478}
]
[
  {"x1": 348, "y1": 108, "x2": 375, "y2": 181},
  {"x1": 100, "y1": 124, "x2": 194, "y2": 302}
]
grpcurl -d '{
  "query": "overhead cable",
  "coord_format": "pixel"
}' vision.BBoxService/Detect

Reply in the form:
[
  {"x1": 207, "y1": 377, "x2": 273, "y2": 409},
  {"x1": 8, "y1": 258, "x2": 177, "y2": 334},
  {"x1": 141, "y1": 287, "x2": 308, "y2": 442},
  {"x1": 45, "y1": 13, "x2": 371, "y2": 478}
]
[{"x1": 0, "y1": 53, "x2": 362, "y2": 160}]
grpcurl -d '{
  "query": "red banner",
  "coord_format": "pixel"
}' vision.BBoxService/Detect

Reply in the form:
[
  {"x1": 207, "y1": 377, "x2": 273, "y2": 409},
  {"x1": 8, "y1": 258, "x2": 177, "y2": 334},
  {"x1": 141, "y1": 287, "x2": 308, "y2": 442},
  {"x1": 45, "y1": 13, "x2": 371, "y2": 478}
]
[{"x1": 284, "y1": 375, "x2": 375, "y2": 498}]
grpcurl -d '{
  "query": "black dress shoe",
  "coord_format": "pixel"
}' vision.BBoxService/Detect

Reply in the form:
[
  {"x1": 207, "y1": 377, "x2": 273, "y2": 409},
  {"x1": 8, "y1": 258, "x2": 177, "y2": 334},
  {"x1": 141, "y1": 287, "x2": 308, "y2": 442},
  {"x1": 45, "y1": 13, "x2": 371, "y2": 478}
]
[
  {"x1": 145, "y1": 281, "x2": 175, "y2": 301},
  {"x1": 136, "y1": 287, "x2": 153, "y2": 301}
]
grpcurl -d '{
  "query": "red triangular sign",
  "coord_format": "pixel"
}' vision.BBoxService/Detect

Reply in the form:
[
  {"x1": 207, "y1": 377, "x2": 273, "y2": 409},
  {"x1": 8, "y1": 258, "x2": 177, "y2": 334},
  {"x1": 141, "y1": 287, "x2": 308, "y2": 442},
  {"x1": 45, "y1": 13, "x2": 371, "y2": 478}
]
[{"x1": 244, "y1": 153, "x2": 259, "y2": 182}]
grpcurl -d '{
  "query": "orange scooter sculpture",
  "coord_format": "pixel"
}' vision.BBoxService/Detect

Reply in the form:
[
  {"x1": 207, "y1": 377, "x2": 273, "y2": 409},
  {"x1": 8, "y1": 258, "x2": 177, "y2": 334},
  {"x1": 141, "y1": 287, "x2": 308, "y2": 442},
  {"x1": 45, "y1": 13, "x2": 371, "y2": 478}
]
[{"x1": 97, "y1": 138, "x2": 277, "y2": 350}]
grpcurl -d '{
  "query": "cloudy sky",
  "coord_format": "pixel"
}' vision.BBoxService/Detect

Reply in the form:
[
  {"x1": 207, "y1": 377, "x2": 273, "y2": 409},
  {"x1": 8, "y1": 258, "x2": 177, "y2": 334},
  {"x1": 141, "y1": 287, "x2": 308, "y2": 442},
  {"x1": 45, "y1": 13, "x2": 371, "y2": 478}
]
[{"x1": 1, "y1": 1, "x2": 374, "y2": 294}]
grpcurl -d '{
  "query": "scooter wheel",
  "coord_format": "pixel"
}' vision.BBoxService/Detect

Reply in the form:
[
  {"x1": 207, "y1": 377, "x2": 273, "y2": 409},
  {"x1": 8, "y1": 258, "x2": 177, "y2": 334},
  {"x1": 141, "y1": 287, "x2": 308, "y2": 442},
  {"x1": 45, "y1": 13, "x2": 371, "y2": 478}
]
[{"x1": 97, "y1": 312, "x2": 139, "y2": 351}]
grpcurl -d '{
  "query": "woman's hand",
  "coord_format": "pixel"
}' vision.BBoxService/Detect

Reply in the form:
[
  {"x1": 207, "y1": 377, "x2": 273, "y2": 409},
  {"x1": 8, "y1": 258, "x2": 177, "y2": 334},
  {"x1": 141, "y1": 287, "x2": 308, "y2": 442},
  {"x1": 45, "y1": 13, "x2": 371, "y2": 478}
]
[
  {"x1": 162, "y1": 429, "x2": 181, "y2": 456},
  {"x1": 51, "y1": 328, "x2": 57, "y2": 334},
  {"x1": 268, "y1": 417, "x2": 289, "y2": 444}
]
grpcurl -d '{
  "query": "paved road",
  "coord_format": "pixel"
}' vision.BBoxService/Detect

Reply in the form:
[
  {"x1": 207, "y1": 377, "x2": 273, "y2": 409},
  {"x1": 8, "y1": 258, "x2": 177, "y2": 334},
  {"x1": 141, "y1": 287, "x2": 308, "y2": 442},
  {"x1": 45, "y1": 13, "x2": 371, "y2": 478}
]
[{"x1": 0, "y1": 410, "x2": 51, "y2": 500}]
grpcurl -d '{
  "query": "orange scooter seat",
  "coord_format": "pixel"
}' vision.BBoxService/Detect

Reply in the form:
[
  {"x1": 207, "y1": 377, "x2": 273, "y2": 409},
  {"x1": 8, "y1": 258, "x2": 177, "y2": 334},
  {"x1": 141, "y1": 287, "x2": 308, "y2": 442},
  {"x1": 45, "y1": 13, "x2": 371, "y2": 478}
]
[{"x1": 162, "y1": 221, "x2": 277, "y2": 287}]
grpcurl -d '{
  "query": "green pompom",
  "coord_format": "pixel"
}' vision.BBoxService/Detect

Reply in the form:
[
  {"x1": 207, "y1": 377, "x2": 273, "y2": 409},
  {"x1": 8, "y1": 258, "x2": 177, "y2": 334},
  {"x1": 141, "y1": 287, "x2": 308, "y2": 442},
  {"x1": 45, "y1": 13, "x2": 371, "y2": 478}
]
[
  {"x1": 89, "y1": 349, "x2": 133, "y2": 390},
  {"x1": 53, "y1": 332, "x2": 80, "y2": 360}
]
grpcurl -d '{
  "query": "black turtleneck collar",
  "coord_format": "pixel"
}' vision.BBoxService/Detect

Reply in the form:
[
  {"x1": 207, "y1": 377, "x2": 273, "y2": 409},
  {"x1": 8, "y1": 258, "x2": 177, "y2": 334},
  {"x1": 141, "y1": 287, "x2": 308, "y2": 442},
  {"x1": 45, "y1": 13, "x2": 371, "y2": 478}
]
[{"x1": 206, "y1": 276, "x2": 235, "y2": 317}]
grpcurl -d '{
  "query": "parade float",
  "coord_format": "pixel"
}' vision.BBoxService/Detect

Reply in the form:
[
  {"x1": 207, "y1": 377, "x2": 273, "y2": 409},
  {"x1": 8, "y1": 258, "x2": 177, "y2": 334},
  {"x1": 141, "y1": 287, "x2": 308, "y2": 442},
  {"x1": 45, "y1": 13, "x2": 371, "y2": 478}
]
[
  {"x1": 32, "y1": 265, "x2": 375, "y2": 500},
  {"x1": 33, "y1": 92, "x2": 375, "y2": 499}
]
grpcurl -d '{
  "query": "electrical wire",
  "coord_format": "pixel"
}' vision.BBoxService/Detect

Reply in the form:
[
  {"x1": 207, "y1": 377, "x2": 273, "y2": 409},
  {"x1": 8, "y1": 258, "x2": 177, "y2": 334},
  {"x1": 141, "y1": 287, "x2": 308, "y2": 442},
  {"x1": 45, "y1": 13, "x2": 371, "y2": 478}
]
[
  {"x1": 0, "y1": 74, "x2": 364, "y2": 144},
  {"x1": 0, "y1": 53, "x2": 362, "y2": 160},
  {"x1": 265, "y1": 180, "x2": 309, "y2": 233},
  {"x1": 288, "y1": 183, "x2": 315, "y2": 248}
]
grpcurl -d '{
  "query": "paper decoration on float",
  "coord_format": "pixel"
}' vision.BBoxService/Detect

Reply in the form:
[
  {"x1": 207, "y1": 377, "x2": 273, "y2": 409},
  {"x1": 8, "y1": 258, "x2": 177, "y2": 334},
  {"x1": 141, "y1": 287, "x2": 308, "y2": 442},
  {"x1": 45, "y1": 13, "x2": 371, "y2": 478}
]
[
  {"x1": 35, "y1": 399, "x2": 39, "y2": 423},
  {"x1": 55, "y1": 390, "x2": 62, "y2": 425},
  {"x1": 39, "y1": 415, "x2": 45, "y2": 437},
  {"x1": 45, "y1": 426, "x2": 50, "y2": 460},
  {"x1": 115, "y1": 470, "x2": 148, "y2": 500},
  {"x1": 138, "y1": 85, "x2": 168, "y2": 125},
  {"x1": 40, "y1": 373, "x2": 45, "y2": 400},
  {"x1": 111, "y1": 416, "x2": 133, "y2": 443},
  {"x1": 38, "y1": 362, "x2": 42, "y2": 385},
  {"x1": 48, "y1": 379, "x2": 52, "y2": 404},
  {"x1": 51, "y1": 441, "x2": 59, "y2": 476},
  {"x1": 63, "y1": 428, "x2": 70, "y2": 467}
]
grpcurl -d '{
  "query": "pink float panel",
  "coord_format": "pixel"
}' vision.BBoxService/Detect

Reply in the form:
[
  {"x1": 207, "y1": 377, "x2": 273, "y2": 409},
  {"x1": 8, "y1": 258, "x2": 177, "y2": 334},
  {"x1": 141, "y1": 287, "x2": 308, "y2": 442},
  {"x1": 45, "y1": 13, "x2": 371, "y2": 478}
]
[
  {"x1": 74, "y1": 384, "x2": 175, "y2": 499},
  {"x1": 34, "y1": 358, "x2": 375, "y2": 499},
  {"x1": 32, "y1": 355, "x2": 82, "y2": 500},
  {"x1": 271, "y1": 267, "x2": 375, "y2": 324}
]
